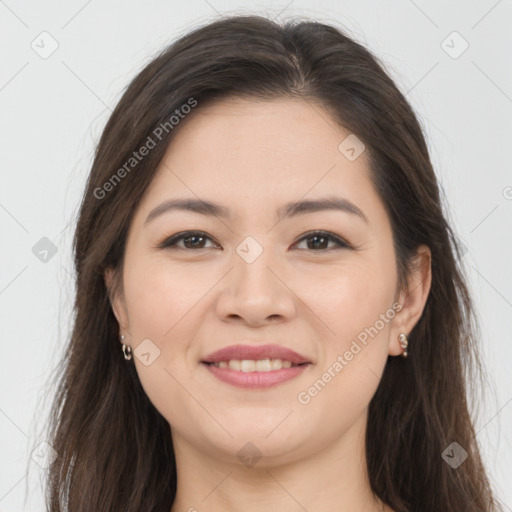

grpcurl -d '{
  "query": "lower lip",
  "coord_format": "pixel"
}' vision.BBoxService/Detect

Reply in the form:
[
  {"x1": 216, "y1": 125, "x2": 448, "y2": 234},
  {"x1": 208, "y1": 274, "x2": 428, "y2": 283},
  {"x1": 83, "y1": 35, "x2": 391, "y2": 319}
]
[{"x1": 202, "y1": 362, "x2": 310, "y2": 389}]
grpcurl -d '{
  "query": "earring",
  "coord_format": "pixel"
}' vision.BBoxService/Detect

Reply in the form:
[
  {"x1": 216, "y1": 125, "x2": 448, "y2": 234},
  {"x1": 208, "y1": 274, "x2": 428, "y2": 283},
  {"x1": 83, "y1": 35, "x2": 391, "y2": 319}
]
[
  {"x1": 398, "y1": 333, "x2": 408, "y2": 358},
  {"x1": 120, "y1": 335, "x2": 132, "y2": 360}
]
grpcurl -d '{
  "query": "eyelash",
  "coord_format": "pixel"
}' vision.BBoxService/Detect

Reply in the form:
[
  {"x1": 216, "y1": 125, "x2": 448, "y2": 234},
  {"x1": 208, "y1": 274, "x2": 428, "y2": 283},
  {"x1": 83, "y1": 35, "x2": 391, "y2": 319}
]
[{"x1": 157, "y1": 230, "x2": 352, "y2": 252}]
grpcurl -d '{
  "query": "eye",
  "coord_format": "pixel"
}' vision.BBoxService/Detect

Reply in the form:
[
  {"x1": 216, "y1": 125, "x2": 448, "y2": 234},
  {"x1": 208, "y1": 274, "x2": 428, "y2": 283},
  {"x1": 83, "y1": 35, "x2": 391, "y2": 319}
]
[
  {"x1": 157, "y1": 231, "x2": 219, "y2": 250},
  {"x1": 157, "y1": 230, "x2": 351, "y2": 251},
  {"x1": 293, "y1": 231, "x2": 351, "y2": 251}
]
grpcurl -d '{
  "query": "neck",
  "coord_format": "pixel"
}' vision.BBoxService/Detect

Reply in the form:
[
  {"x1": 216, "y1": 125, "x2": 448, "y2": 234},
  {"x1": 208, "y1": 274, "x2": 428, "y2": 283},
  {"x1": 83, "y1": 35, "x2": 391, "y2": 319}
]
[{"x1": 169, "y1": 411, "x2": 391, "y2": 512}]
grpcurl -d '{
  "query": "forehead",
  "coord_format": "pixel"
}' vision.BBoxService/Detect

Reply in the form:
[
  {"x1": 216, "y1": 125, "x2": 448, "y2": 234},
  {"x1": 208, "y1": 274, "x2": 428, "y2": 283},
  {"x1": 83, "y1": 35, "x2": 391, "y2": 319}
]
[
  {"x1": 170, "y1": 96, "x2": 352, "y2": 159},
  {"x1": 141, "y1": 97, "x2": 375, "y2": 209},
  {"x1": 123, "y1": 99, "x2": 399, "y2": 249}
]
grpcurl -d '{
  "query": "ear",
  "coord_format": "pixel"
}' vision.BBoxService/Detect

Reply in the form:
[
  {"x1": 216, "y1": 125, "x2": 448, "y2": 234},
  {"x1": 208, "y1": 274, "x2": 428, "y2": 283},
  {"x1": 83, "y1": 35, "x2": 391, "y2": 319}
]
[
  {"x1": 104, "y1": 267, "x2": 130, "y2": 333},
  {"x1": 389, "y1": 244, "x2": 432, "y2": 356}
]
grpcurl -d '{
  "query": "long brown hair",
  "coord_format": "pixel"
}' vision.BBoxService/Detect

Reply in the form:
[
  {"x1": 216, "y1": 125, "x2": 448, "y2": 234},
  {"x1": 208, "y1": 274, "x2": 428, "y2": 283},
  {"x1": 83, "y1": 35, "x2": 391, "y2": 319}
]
[{"x1": 39, "y1": 14, "x2": 504, "y2": 511}]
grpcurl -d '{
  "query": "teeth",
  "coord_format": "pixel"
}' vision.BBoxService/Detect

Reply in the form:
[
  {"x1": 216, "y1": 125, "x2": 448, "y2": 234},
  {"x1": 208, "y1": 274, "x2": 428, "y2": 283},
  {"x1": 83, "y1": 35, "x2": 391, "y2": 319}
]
[
  {"x1": 228, "y1": 360, "x2": 242, "y2": 371},
  {"x1": 212, "y1": 359, "x2": 296, "y2": 372},
  {"x1": 256, "y1": 359, "x2": 271, "y2": 371}
]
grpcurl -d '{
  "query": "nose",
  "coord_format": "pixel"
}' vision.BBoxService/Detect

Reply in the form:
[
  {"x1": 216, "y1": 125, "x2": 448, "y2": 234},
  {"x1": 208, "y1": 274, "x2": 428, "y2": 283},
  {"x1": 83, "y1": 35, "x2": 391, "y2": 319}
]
[{"x1": 215, "y1": 242, "x2": 296, "y2": 327}]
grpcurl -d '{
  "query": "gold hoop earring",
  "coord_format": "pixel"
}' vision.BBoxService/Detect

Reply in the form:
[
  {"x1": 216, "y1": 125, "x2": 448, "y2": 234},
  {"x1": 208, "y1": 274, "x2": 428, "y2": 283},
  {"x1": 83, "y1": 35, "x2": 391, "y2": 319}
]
[
  {"x1": 120, "y1": 335, "x2": 132, "y2": 360},
  {"x1": 399, "y1": 333, "x2": 408, "y2": 358}
]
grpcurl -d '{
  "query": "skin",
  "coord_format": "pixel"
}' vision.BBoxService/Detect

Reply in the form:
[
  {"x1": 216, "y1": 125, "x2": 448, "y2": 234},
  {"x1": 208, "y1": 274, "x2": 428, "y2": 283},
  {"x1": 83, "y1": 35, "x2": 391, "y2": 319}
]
[{"x1": 106, "y1": 97, "x2": 431, "y2": 512}]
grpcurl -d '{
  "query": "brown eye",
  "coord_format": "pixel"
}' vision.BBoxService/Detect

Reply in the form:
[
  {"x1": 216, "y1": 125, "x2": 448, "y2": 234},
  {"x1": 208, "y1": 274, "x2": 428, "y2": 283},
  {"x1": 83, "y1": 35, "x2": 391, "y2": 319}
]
[
  {"x1": 157, "y1": 230, "x2": 351, "y2": 252},
  {"x1": 294, "y1": 231, "x2": 351, "y2": 251},
  {"x1": 158, "y1": 231, "x2": 219, "y2": 250}
]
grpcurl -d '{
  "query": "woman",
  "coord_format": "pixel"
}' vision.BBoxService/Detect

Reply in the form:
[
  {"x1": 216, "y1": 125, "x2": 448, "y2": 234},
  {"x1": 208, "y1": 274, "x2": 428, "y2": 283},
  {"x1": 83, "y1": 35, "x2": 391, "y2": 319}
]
[{"x1": 43, "y1": 14, "x2": 504, "y2": 512}]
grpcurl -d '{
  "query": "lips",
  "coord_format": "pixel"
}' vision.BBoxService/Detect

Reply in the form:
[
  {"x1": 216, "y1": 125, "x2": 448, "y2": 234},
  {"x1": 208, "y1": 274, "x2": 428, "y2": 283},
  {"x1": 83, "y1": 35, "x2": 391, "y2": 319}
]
[{"x1": 202, "y1": 344, "x2": 312, "y2": 365}]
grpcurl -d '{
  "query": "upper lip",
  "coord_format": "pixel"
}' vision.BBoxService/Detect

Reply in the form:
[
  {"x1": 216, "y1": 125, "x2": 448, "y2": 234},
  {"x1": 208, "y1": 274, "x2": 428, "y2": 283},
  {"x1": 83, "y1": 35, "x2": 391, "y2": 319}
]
[{"x1": 202, "y1": 344, "x2": 312, "y2": 364}]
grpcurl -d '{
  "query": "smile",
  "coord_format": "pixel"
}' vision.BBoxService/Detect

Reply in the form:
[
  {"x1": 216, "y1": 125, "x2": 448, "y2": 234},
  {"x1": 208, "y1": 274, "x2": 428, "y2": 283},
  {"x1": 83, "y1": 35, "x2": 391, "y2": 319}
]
[{"x1": 202, "y1": 360, "x2": 311, "y2": 389}]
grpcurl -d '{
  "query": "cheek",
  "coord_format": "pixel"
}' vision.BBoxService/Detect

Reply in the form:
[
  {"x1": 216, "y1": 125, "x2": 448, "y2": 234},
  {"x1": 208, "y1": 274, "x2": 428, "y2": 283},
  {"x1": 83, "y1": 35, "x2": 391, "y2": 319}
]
[
  {"x1": 299, "y1": 259, "x2": 396, "y2": 343},
  {"x1": 123, "y1": 257, "x2": 209, "y2": 340},
  {"x1": 121, "y1": 258, "x2": 206, "y2": 417},
  {"x1": 295, "y1": 270, "x2": 395, "y2": 427},
  {"x1": 299, "y1": 263, "x2": 395, "y2": 403}
]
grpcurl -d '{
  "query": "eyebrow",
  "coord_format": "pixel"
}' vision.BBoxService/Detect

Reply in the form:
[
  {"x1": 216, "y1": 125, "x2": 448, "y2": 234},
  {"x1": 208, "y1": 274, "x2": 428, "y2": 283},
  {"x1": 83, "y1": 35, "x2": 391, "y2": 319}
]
[{"x1": 144, "y1": 195, "x2": 368, "y2": 225}]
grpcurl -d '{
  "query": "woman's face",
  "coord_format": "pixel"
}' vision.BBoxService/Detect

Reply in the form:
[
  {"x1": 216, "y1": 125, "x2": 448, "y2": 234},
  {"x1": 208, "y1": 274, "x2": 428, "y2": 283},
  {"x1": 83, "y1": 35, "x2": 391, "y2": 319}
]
[{"x1": 108, "y1": 97, "x2": 425, "y2": 465}]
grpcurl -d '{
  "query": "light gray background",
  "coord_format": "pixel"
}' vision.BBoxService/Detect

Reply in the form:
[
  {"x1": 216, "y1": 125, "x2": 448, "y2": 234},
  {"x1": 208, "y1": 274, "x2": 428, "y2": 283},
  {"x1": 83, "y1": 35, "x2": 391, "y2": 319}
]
[{"x1": 1, "y1": 1, "x2": 511, "y2": 510}]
